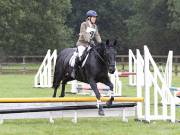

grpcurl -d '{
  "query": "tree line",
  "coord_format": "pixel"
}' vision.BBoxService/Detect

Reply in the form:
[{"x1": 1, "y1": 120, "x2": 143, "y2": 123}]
[{"x1": 0, "y1": 0, "x2": 180, "y2": 57}]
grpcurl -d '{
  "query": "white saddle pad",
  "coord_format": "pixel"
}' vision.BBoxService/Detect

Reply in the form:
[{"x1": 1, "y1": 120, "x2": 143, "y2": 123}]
[
  {"x1": 69, "y1": 52, "x2": 78, "y2": 67},
  {"x1": 69, "y1": 46, "x2": 91, "y2": 67}
]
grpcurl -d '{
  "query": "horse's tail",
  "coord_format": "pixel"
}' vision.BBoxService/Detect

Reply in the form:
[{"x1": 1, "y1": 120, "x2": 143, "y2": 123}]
[
  {"x1": 52, "y1": 48, "x2": 75, "y2": 89},
  {"x1": 52, "y1": 55, "x2": 63, "y2": 89}
]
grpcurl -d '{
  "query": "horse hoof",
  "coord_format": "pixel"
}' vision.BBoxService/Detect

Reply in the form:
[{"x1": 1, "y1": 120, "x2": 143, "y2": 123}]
[
  {"x1": 98, "y1": 105, "x2": 105, "y2": 116},
  {"x1": 106, "y1": 100, "x2": 113, "y2": 107},
  {"x1": 98, "y1": 109, "x2": 105, "y2": 116},
  {"x1": 106, "y1": 97, "x2": 114, "y2": 107}
]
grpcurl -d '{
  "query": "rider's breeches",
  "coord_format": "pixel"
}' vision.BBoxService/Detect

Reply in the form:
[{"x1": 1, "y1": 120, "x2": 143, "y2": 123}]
[{"x1": 77, "y1": 45, "x2": 86, "y2": 60}]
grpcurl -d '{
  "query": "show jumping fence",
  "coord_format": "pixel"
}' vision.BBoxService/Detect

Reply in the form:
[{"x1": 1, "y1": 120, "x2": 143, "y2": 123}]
[
  {"x1": 33, "y1": 46, "x2": 179, "y2": 123},
  {"x1": 0, "y1": 97, "x2": 143, "y2": 123},
  {"x1": 136, "y1": 46, "x2": 176, "y2": 122}
]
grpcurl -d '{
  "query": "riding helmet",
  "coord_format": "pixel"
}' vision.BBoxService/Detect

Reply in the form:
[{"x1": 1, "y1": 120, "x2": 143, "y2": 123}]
[{"x1": 86, "y1": 10, "x2": 98, "y2": 17}]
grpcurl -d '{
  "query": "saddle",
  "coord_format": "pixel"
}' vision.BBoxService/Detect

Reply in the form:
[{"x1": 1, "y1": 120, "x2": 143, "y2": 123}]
[
  {"x1": 69, "y1": 46, "x2": 92, "y2": 80},
  {"x1": 69, "y1": 46, "x2": 91, "y2": 68}
]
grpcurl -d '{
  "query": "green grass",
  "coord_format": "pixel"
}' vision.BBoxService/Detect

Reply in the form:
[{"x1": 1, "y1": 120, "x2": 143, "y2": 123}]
[
  {"x1": 0, "y1": 74, "x2": 179, "y2": 135},
  {"x1": 0, "y1": 74, "x2": 137, "y2": 98},
  {"x1": 0, "y1": 118, "x2": 179, "y2": 135},
  {"x1": 1, "y1": 63, "x2": 40, "y2": 69},
  {"x1": 0, "y1": 74, "x2": 52, "y2": 97}
]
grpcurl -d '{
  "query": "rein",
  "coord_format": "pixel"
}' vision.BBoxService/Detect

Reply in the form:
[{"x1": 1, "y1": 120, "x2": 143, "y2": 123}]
[{"x1": 92, "y1": 47, "x2": 108, "y2": 66}]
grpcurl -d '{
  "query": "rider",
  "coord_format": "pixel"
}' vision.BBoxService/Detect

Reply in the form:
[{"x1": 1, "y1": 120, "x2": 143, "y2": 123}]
[{"x1": 72, "y1": 10, "x2": 102, "y2": 77}]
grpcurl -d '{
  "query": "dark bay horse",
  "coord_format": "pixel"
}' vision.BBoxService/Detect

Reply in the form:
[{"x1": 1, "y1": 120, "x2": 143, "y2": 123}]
[{"x1": 52, "y1": 40, "x2": 117, "y2": 115}]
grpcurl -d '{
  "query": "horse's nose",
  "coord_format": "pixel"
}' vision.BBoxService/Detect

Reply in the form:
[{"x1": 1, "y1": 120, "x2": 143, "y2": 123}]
[{"x1": 109, "y1": 66, "x2": 115, "y2": 74}]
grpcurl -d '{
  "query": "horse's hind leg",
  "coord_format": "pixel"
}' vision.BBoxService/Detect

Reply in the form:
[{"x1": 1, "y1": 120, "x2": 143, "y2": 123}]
[
  {"x1": 60, "y1": 77, "x2": 73, "y2": 97},
  {"x1": 52, "y1": 69, "x2": 63, "y2": 97},
  {"x1": 52, "y1": 76, "x2": 62, "y2": 97},
  {"x1": 60, "y1": 82, "x2": 66, "y2": 97}
]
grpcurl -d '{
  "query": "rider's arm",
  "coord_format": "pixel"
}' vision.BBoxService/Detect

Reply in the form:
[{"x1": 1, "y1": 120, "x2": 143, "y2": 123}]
[
  {"x1": 95, "y1": 27, "x2": 102, "y2": 43},
  {"x1": 79, "y1": 22, "x2": 91, "y2": 43}
]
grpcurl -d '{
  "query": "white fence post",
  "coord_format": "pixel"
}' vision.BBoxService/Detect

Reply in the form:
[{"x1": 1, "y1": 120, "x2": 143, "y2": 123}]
[
  {"x1": 48, "y1": 50, "x2": 57, "y2": 87},
  {"x1": 165, "y1": 51, "x2": 173, "y2": 87},
  {"x1": 164, "y1": 51, "x2": 173, "y2": 104},
  {"x1": 110, "y1": 68, "x2": 122, "y2": 96},
  {"x1": 129, "y1": 49, "x2": 136, "y2": 86},
  {"x1": 136, "y1": 49, "x2": 142, "y2": 120},
  {"x1": 144, "y1": 46, "x2": 151, "y2": 122},
  {"x1": 71, "y1": 80, "x2": 78, "y2": 93}
]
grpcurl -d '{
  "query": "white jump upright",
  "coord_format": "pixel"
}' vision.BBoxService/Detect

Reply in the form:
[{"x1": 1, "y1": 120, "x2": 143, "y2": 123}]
[
  {"x1": 136, "y1": 49, "x2": 144, "y2": 119},
  {"x1": 164, "y1": 51, "x2": 173, "y2": 103},
  {"x1": 110, "y1": 66, "x2": 122, "y2": 96},
  {"x1": 165, "y1": 51, "x2": 173, "y2": 87},
  {"x1": 34, "y1": 49, "x2": 57, "y2": 88},
  {"x1": 136, "y1": 46, "x2": 175, "y2": 123},
  {"x1": 128, "y1": 49, "x2": 137, "y2": 86}
]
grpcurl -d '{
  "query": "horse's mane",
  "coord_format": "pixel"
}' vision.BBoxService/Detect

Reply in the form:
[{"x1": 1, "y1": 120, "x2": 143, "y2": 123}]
[
  {"x1": 93, "y1": 42, "x2": 105, "y2": 53},
  {"x1": 89, "y1": 42, "x2": 107, "y2": 63}
]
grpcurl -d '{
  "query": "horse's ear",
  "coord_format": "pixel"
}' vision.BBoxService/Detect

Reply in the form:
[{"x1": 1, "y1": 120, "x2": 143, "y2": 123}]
[
  {"x1": 106, "y1": 40, "x2": 110, "y2": 46},
  {"x1": 113, "y1": 40, "x2": 117, "y2": 46},
  {"x1": 100, "y1": 42, "x2": 106, "y2": 49}
]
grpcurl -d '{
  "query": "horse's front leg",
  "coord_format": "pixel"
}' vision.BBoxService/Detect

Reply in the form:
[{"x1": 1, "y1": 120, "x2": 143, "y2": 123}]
[
  {"x1": 89, "y1": 78, "x2": 104, "y2": 116},
  {"x1": 102, "y1": 78, "x2": 114, "y2": 107}
]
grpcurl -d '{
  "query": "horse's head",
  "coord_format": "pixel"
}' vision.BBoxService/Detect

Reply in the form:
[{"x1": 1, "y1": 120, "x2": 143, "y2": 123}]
[{"x1": 105, "y1": 40, "x2": 117, "y2": 74}]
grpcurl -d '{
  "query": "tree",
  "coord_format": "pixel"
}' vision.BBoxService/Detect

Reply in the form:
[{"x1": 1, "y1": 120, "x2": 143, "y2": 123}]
[
  {"x1": 0, "y1": 0, "x2": 73, "y2": 56},
  {"x1": 126, "y1": 0, "x2": 174, "y2": 54},
  {"x1": 166, "y1": 0, "x2": 180, "y2": 53},
  {"x1": 168, "y1": 0, "x2": 180, "y2": 31},
  {"x1": 1, "y1": 0, "x2": 180, "y2": 56}
]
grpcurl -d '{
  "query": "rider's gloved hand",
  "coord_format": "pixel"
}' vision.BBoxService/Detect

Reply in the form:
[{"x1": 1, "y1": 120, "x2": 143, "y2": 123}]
[{"x1": 89, "y1": 40, "x2": 95, "y2": 47}]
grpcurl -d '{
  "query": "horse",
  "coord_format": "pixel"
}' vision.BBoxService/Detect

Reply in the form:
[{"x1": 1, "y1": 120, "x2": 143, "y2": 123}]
[{"x1": 52, "y1": 40, "x2": 117, "y2": 115}]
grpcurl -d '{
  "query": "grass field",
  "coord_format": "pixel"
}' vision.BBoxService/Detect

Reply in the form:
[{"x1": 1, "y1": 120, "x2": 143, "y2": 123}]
[{"x1": 0, "y1": 74, "x2": 179, "y2": 135}]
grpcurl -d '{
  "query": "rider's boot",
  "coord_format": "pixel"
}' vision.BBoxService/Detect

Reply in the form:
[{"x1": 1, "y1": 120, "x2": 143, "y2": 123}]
[
  {"x1": 80, "y1": 48, "x2": 88, "y2": 61},
  {"x1": 71, "y1": 47, "x2": 89, "y2": 78}
]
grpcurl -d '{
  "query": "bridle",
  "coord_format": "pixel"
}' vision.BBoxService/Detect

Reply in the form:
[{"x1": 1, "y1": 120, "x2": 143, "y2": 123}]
[{"x1": 92, "y1": 45, "x2": 116, "y2": 68}]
